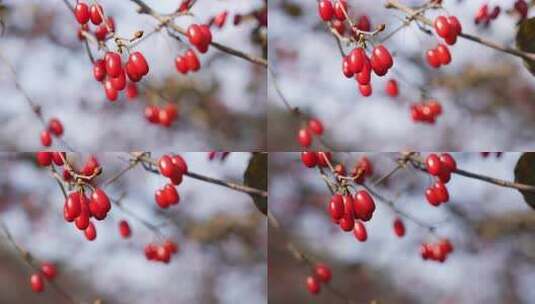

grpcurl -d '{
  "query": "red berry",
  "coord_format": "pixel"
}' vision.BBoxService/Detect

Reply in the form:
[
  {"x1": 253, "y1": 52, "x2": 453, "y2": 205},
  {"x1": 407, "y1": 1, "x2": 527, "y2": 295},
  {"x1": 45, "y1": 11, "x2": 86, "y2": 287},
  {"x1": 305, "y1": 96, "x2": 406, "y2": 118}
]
[
  {"x1": 353, "y1": 221, "x2": 367, "y2": 242},
  {"x1": 171, "y1": 154, "x2": 188, "y2": 174},
  {"x1": 426, "y1": 49, "x2": 441, "y2": 68},
  {"x1": 36, "y1": 152, "x2": 53, "y2": 166},
  {"x1": 393, "y1": 217, "x2": 405, "y2": 237},
  {"x1": 65, "y1": 192, "x2": 82, "y2": 220},
  {"x1": 425, "y1": 154, "x2": 442, "y2": 176},
  {"x1": 119, "y1": 220, "x2": 131, "y2": 238},
  {"x1": 89, "y1": 4, "x2": 104, "y2": 25},
  {"x1": 158, "y1": 155, "x2": 177, "y2": 178},
  {"x1": 348, "y1": 47, "x2": 364, "y2": 74},
  {"x1": 105, "y1": 52, "x2": 122, "y2": 78},
  {"x1": 372, "y1": 45, "x2": 394, "y2": 70},
  {"x1": 439, "y1": 153, "x2": 457, "y2": 172},
  {"x1": 333, "y1": 0, "x2": 348, "y2": 21},
  {"x1": 74, "y1": 2, "x2": 90, "y2": 24},
  {"x1": 155, "y1": 189, "x2": 170, "y2": 208},
  {"x1": 358, "y1": 84, "x2": 372, "y2": 97},
  {"x1": 40, "y1": 263, "x2": 57, "y2": 280},
  {"x1": 187, "y1": 24, "x2": 205, "y2": 46},
  {"x1": 92, "y1": 188, "x2": 111, "y2": 213},
  {"x1": 357, "y1": 15, "x2": 370, "y2": 31},
  {"x1": 318, "y1": 0, "x2": 334, "y2": 21},
  {"x1": 126, "y1": 82, "x2": 138, "y2": 100},
  {"x1": 104, "y1": 79, "x2": 118, "y2": 102},
  {"x1": 342, "y1": 56, "x2": 354, "y2": 78},
  {"x1": 111, "y1": 69, "x2": 127, "y2": 91},
  {"x1": 434, "y1": 16, "x2": 451, "y2": 38},
  {"x1": 308, "y1": 119, "x2": 324, "y2": 135},
  {"x1": 434, "y1": 181, "x2": 449, "y2": 203},
  {"x1": 425, "y1": 188, "x2": 440, "y2": 206},
  {"x1": 436, "y1": 44, "x2": 451, "y2": 65},
  {"x1": 314, "y1": 264, "x2": 332, "y2": 283},
  {"x1": 316, "y1": 152, "x2": 332, "y2": 167},
  {"x1": 164, "y1": 240, "x2": 179, "y2": 254},
  {"x1": 175, "y1": 56, "x2": 190, "y2": 74},
  {"x1": 306, "y1": 276, "x2": 320, "y2": 294},
  {"x1": 48, "y1": 118, "x2": 64, "y2": 136},
  {"x1": 301, "y1": 152, "x2": 317, "y2": 168},
  {"x1": 125, "y1": 61, "x2": 142, "y2": 82},
  {"x1": 144, "y1": 106, "x2": 160, "y2": 124},
  {"x1": 129, "y1": 52, "x2": 149, "y2": 76},
  {"x1": 163, "y1": 183, "x2": 180, "y2": 206},
  {"x1": 93, "y1": 59, "x2": 106, "y2": 82},
  {"x1": 297, "y1": 128, "x2": 312, "y2": 148},
  {"x1": 30, "y1": 274, "x2": 44, "y2": 293},
  {"x1": 339, "y1": 213, "x2": 354, "y2": 231},
  {"x1": 328, "y1": 194, "x2": 344, "y2": 220},
  {"x1": 40, "y1": 130, "x2": 52, "y2": 147},
  {"x1": 353, "y1": 190, "x2": 375, "y2": 221},
  {"x1": 84, "y1": 222, "x2": 97, "y2": 241},
  {"x1": 385, "y1": 79, "x2": 398, "y2": 97},
  {"x1": 184, "y1": 49, "x2": 200, "y2": 71}
]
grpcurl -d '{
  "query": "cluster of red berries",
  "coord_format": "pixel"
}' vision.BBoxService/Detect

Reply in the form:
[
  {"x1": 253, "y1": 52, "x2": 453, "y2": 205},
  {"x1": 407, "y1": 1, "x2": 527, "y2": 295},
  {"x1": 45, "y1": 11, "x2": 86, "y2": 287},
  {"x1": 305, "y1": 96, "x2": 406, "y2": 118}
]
[
  {"x1": 144, "y1": 240, "x2": 179, "y2": 264},
  {"x1": 426, "y1": 44, "x2": 451, "y2": 69},
  {"x1": 305, "y1": 263, "x2": 332, "y2": 295},
  {"x1": 144, "y1": 103, "x2": 179, "y2": 127},
  {"x1": 393, "y1": 217, "x2": 405, "y2": 238},
  {"x1": 94, "y1": 51, "x2": 148, "y2": 102},
  {"x1": 474, "y1": 4, "x2": 501, "y2": 26},
  {"x1": 74, "y1": 2, "x2": 115, "y2": 41},
  {"x1": 343, "y1": 45, "x2": 394, "y2": 97},
  {"x1": 64, "y1": 189, "x2": 111, "y2": 241},
  {"x1": 297, "y1": 118, "x2": 325, "y2": 148},
  {"x1": 36, "y1": 152, "x2": 109, "y2": 240},
  {"x1": 187, "y1": 24, "x2": 213, "y2": 54},
  {"x1": 300, "y1": 151, "x2": 332, "y2": 168},
  {"x1": 420, "y1": 239, "x2": 454, "y2": 262},
  {"x1": 118, "y1": 220, "x2": 132, "y2": 239},
  {"x1": 318, "y1": 0, "x2": 370, "y2": 32},
  {"x1": 433, "y1": 15, "x2": 462, "y2": 45},
  {"x1": 328, "y1": 192, "x2": 375, "y2": 242},
  {"x1": 424, "y1": 153, "x2": 456, "y2": 206},
  {"x1": 156, "y1": 154, "x2": 188, "y2": 208},
  {"x1": 410, "y1": 99, "x2": 443, "y2": 124},
  {"x1": 40, "y1": 118, "x2": 64, "y2": 147},
  {"x1": 30, "y1": 262, "x2": 57, "y2": 293},
  {"x1": 385, "y1": 79, "x2": 399, "y2": 97},
  {"x1": 175, "y1": 49, "x2": 201, "y2": 74}
]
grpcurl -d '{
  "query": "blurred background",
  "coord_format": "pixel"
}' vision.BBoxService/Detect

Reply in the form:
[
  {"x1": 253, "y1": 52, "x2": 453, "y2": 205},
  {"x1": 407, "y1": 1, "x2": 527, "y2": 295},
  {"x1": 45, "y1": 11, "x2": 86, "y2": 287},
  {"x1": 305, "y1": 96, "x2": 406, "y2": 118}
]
[
  {"x1": 269, "y1": 152, "x2": 535, "y2": 303},
  {"x1": 0, "y1": 0, "x2": 266, "y2": 151},
  {"x1": 0, "y1": 152, "x2": 267, "y2": 303},
  {"x1": 268, "y1": 0, "x2": 535, "y2": 150}
]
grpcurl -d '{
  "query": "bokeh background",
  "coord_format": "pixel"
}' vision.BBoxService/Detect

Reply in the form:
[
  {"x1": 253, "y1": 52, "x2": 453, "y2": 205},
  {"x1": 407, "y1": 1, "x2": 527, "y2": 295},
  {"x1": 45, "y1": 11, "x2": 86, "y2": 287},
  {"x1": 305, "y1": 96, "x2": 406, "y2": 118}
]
[
  {"x1": 269, "y1": 152, "x2": 535, "y2": 303},
  {"x1": 268, "y1": 0, "x2": 535, "y2": 150},
  {"x1": 0, "y1": 0, "x2": 266, "y2": 150},
  {"x1": 0, "y1": 152, "x2": 267, "y2": 303}
]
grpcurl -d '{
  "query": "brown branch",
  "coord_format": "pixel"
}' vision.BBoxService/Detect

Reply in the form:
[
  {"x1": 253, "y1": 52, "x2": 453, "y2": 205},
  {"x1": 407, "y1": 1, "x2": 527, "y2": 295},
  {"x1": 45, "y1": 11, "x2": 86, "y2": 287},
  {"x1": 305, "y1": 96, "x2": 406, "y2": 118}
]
[
  {"x1": 404, "y1": 153, "x2": 535, "y2": 193},
  {"x1": 0, "y1": 220, "x2": 78, "y2": 304},
  {"x1": 130, "y1": 152, "x2": 268, "y2": 198},
  {"x1": 385, "y1": 0, "x2": 535, "y2": 61},
  {"x1": 0, "y1": 52, "x2": 75, "y2": 151},
  {"x1": 127, "y1": 0, "x2": 267, "y2": 67},
  {"x1": 267, "y1": 211, "x2": 357, "y2": 304}
]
